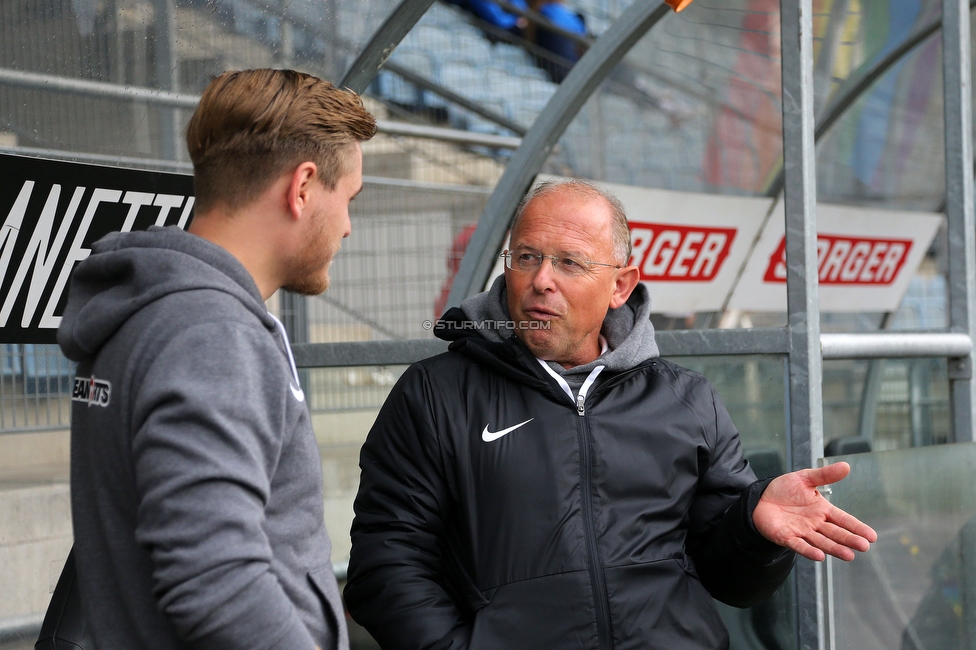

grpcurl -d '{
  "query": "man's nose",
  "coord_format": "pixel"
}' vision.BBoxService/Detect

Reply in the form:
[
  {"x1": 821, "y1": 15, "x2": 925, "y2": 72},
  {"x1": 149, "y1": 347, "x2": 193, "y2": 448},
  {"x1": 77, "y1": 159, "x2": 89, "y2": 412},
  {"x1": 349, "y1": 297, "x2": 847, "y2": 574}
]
[{"x1": 531, "y1": 258, "x2": 558, "y2": 291}]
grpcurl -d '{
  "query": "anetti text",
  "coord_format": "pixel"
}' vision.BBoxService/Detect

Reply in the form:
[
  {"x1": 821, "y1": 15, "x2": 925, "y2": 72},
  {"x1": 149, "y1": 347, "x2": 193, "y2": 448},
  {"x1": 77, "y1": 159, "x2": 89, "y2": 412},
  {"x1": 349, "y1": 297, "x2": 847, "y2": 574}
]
[{"x1": 0, "y1": 181, "x2": 195, "y2": 329}]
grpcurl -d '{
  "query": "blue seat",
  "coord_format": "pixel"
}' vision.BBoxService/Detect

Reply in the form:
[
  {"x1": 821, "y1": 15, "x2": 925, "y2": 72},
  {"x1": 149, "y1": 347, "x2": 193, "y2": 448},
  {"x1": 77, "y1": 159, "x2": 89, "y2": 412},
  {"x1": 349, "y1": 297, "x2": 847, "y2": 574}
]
[
  {"x1": 508, "y1": 102, "x2": 542, "y2": 130},
  {"x1": 485, "y1": 66, "x2": 517, "y2": 97},
  {"x1": 380, "y1": 50, "x2": 437, "y2": 107},
  {"x1": 456, "y1": 30, "x2": 495, "y2": 65},
  {"x1": 412, "y1": 25, "x2": 456, "y2": 54},
  {"x1": 438, "y1": 61, "x2": 488, "y2": 101},
  {"x1": 520, "y1": 77, "x2": 557, "y2": 103},
  {"x1": 422, "y1": 1, "x2": 466, "y2": 28},
  {"x1": 494, "y1": 42, "x2": 533, "y2": 68}
]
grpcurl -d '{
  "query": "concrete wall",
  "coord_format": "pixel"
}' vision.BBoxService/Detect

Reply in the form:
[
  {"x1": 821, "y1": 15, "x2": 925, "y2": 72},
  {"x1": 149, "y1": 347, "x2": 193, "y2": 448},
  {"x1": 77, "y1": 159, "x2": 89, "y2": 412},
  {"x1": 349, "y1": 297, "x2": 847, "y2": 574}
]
[{"x1": 0, "y1": 483, "x2": 72, "y2": 619}]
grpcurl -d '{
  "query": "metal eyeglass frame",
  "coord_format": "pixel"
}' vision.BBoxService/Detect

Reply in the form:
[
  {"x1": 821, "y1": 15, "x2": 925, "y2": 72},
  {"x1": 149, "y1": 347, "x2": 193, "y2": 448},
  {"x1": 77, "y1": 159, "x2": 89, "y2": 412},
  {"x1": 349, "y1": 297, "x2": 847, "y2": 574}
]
[{"x1": 500, "y1": 249, "x2": 622, "y2": 277}]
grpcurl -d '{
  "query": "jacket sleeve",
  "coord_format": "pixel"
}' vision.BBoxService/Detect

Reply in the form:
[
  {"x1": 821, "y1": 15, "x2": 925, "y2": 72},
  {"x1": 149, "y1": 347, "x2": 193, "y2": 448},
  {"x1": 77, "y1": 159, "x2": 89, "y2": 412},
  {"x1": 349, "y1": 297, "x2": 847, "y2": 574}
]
[
  {"x1": 345, "y1": 363, "x2": 472, "y2": 650},
  {"x1": 685, "y1": 382, "x2": 796, "y2": 608},
  {"x1": 130, "y1": 322, "x2": 317, "y2": 650}
]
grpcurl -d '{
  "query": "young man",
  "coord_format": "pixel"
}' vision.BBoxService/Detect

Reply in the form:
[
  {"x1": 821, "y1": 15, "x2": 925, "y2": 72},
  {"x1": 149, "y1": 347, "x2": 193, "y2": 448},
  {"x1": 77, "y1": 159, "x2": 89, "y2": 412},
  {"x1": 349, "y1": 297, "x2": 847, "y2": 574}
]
[
  {"x1": 345, "y1": 178, "x2": 876, "y2": 649},
  {"x1": 58, "y1": 69, "x2": 375, "y2": 649}
]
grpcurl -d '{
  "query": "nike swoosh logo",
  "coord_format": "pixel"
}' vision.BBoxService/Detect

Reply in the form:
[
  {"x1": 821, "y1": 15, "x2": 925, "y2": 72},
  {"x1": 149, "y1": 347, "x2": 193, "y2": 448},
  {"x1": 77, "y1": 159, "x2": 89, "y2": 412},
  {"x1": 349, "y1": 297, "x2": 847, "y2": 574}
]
[
  {"x1": 290, "y1": 384, "x2": 305, "y2": 402},
  {"x1": 482, "y1": 418, "x2": 533, "y2": 442}
]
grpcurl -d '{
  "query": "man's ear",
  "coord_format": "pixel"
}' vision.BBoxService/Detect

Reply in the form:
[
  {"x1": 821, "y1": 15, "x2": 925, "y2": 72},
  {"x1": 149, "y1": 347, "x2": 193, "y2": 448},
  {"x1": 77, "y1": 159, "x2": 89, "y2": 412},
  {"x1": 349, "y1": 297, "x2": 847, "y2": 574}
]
[
  {"x1": 609, "y1": 265, "x2": 640, "y2": 310},
  {"x1": 286, "y1": 162, "x2": 318, "y2": 221}
]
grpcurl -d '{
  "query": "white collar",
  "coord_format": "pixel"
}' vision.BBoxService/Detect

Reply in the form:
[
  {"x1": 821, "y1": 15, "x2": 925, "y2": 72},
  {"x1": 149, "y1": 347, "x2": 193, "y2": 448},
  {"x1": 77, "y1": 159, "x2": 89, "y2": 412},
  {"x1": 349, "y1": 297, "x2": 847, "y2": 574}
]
[{"x1": 533, "y1": 335, "x2": 609, "y2": 404}]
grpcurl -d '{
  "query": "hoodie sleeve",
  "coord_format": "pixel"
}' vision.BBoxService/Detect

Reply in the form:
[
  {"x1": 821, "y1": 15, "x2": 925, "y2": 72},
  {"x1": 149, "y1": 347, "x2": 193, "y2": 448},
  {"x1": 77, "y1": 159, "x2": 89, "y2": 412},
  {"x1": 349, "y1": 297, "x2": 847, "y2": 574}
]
[
  {"x1": 345, "y1": 363, "x2": 473, "y2": 650},
  {"x1": 685, "y1": 382, "x2": 795, "y2": 608},
  {"x1": 130, "y1": 321, "x2": 317, "y2": 650}
]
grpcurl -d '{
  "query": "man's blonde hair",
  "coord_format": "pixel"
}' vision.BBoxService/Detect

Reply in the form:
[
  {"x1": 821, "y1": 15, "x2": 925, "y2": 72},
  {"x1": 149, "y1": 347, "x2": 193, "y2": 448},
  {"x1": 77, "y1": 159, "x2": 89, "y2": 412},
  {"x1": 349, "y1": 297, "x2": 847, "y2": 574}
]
[{"x1": 186, "y1": 69, "x2": 377, "y2": 213}]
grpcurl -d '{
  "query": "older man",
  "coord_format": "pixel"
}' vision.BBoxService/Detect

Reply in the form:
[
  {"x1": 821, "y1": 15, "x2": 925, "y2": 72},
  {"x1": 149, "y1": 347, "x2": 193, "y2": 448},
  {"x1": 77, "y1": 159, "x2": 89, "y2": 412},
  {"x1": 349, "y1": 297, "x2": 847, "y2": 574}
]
[
  {"x1": 345, "y1": 178, "x2": 875, "y2": 650},
  {"x1": 58, "y1": 69, "x2": 375, "y2": 649}
]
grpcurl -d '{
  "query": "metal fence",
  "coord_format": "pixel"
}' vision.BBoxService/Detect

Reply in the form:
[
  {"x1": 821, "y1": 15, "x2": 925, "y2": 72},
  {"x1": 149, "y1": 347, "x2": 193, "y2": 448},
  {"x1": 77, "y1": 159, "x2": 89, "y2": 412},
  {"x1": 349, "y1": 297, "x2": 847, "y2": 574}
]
[{"x1": 3, "y1": 1, "x2": 976, "y2": 648}]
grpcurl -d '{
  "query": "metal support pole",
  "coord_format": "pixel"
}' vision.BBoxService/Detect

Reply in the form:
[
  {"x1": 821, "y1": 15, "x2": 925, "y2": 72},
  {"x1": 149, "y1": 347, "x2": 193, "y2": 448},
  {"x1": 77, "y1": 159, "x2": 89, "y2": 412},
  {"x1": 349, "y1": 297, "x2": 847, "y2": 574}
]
[
  {"x1": 780, "y1": 0, "x2": 824, "y2": 648},
  {"x1": 339, "y1": 0, "x2": 435, "y2": 93},
  {"x1": 943, "y1": 0, "x2": 976, "y2": 444}
]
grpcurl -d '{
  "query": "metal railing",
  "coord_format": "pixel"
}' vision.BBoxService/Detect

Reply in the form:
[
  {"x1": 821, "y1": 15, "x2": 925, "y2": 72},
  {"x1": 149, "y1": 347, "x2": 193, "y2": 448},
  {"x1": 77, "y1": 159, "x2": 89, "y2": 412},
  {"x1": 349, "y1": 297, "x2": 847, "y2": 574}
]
[
  {"x1": 290, "y1": 330, "x2": 975, "y2": 365},
  {"x1": 0, "y1": 613, "x2": 43, "y2": 647},
  {"x1": 820, "y1": 332, "x2": 973, "y2": 360},
  {"x1": 0, "y1": 68, "x2": 522, "y2": 151}
]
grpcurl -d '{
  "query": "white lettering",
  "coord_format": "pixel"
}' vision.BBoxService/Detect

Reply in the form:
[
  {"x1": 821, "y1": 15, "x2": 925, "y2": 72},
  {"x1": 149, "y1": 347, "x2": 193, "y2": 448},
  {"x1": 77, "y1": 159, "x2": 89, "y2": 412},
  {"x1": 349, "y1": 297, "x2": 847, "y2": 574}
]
[
  {"x1": 120, "y1": 191, "x2": 155, "y2": 232},
  {"x1": 0, "y1": 182, "x2": 34, "y2": 311},
  {"x1": 690, "y1": 232, "x2": 727, "y2": 279},
  {"x1": 0, "y1": 185, "x2": 85, "y2": 327},
  {"x1": 177, "y1": 197, "x2": 195, "y2": 229},
  {"x1": 877, "y1": 243, "x2": 907, "y2": 283},
  {"x1": 816, "y1": 238, "x2": 830, "y2": 268},
  {"x1": 629, "y1": 228, "x2": 653, "y2": 268},
  {"x1": 820, "y1": 240, "x2": 850, "y2": 282},
  {"x1": 669, "y1": 231, "x2": 705, "y2": 278},
  {"x1": 40, "y1": 188, "x2": 122, "y2": 329},
  {"x1": 153, "y1": 194, "x2": 185, "y2": 226},
  {"x1": 859, "y1": 242, "x2": 888, "y2": 282},
  {"x1": 840, "y1": 241, "x2": 871, "y2": 282},
  {"x1": 644, "y1": 230, "x2": 680, "y2": 276}
]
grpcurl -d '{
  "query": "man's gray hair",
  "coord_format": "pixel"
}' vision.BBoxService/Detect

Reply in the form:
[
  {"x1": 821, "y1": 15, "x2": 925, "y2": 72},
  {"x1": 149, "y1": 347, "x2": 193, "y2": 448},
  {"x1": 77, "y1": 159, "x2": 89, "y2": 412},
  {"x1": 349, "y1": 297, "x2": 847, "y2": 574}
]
[{"x1": 510, "y1": 178, "x2": 632, "y2": 265}]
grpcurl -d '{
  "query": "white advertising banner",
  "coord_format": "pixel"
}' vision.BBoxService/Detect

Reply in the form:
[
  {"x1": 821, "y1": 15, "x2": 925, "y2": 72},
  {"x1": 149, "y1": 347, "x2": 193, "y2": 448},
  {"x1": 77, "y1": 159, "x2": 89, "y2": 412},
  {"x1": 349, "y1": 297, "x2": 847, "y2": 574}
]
[
  {"x1": 567, "y1": 178, "x2": 773, "y2": 314},
  {"x1": 508, "y1": 177, "x2": 942, "y2": 314},
  {"x1": 727, "y1": 203, "x2": 942, "y2": 312}
]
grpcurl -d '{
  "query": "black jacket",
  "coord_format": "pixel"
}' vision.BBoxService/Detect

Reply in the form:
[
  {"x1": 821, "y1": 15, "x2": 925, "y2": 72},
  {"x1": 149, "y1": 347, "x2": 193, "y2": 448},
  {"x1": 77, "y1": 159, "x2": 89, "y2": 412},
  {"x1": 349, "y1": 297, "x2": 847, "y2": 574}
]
[{"x1": 346, "y1": 316, "x2": 794, "y2": 650}]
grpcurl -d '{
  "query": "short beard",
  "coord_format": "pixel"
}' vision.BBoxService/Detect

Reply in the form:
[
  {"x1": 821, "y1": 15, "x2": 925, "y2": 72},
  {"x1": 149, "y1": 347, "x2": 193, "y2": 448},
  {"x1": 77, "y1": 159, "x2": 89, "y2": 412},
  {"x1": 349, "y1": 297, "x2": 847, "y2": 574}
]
[
  {"x1": 282, "y1": 216, "x2": 336, "y2": 296},
  {"x1": 283, "y1": 270, "x2": 329, "y2": 296}
]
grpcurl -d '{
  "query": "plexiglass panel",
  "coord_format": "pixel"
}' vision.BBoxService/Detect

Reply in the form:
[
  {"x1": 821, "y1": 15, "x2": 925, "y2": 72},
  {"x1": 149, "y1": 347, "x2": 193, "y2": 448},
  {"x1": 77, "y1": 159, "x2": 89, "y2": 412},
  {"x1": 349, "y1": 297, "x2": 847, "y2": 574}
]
[
  {"x1": 670, "y1": 354, "x2": 796, "y2": 650},
  {"x1": 824, "y1": 443, "x2": 976, "y2": 650},
  {"x1": 307, "y1": 365, "x2": 407, "y2": 564},
  {"x1": 815, "y1": 11, "x2": 949, "y2": 211},
  {"x1": 0, "y1": 0, "x2": 400, "y2": 163},
  {"x1": 300, "y1": 179, "x2": 490, "y2": 342},
  {"x1": 545, "y1": 0, "x2": 785, "y2": 195},
  {"x1": 822, "y1": 357, "x2": 950, "y2": 451},
  {"x1": 672, "y1": 354, "x2": 788, "y2": 465}
]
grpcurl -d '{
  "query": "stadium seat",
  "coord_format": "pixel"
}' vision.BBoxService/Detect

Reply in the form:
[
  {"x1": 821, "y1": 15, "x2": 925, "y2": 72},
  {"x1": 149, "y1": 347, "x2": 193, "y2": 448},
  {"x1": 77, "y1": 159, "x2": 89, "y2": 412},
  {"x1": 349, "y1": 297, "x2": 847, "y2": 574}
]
[{"x1": 438, "y1": 61, "x2": 488, "y2": 101}]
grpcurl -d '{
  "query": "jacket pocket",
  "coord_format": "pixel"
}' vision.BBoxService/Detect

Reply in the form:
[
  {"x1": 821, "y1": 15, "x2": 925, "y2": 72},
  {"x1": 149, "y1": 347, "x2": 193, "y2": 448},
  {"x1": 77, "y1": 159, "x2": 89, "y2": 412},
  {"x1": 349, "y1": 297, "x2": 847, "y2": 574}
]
[
  {"x1": 603, "y1": 559, "x2": 728, "y2": 650},
  {"x1": 469, "y1": 571, "x2": 596, "y2": 650},
  {"x1": 675, "y1": 552, "x2": 700, "y2": 580}
]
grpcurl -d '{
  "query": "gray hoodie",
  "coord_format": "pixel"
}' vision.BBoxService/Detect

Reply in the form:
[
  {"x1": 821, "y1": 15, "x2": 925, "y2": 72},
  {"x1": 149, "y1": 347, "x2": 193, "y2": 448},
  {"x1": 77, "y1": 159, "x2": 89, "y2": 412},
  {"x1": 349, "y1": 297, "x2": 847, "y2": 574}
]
[{"x1": 58, "y1": 226, "x2": 347, "y2": 650}]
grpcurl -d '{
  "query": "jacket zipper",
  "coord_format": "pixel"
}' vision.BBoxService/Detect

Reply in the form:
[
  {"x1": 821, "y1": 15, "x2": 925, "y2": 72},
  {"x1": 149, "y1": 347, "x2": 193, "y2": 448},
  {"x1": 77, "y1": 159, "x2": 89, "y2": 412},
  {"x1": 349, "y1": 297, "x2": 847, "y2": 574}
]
[
  {"x1": 574, "y1": 361, "x2": 657, "y2": 649},
  {"x1": 576, "y1": 391, "x2": 613, "y2": 649},
  {"x1": 533, "y1": 362, "x2": 620, "y2": 648}
]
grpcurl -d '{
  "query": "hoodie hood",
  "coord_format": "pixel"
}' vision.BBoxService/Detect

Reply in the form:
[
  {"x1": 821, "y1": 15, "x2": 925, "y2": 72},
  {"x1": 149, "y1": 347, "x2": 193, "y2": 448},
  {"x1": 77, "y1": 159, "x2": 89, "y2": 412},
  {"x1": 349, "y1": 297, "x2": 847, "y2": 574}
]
[
  {"x1": 445, "y1": 274, "x2": 659, "y2": 377},
  {"x1": 58, "y1": 226, "x2": 272, "y2": 361}
]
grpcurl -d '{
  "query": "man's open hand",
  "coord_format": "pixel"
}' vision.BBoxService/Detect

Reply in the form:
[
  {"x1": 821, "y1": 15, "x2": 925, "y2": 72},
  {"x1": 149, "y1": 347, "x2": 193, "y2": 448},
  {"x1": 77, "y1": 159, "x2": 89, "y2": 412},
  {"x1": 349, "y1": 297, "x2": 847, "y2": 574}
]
[{"x1": 753, "y1": 462, "x2": 878, "y2": 562}]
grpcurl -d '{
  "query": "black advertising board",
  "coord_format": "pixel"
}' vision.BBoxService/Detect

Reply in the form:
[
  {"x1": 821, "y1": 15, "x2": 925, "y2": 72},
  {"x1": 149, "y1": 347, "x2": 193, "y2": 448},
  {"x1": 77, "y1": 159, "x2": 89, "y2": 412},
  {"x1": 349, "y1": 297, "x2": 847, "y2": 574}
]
[{"x1": 0, "y1": 153, "x2": 195, "y2": 344}]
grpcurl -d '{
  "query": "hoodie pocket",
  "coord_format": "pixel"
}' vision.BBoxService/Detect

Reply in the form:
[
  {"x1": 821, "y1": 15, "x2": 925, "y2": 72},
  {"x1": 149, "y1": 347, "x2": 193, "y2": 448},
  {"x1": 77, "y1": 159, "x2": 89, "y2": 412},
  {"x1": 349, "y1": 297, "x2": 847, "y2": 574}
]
[{"x1": 308, "y1": 565, "x2": 343, "y2": 644}]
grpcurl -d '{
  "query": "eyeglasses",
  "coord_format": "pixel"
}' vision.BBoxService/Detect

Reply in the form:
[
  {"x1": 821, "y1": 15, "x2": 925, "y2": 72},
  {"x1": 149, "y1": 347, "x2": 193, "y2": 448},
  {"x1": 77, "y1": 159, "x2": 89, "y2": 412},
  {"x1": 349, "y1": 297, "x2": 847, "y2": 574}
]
[{"x1": 501, "y1": 249, "x2": 621, "y2": 278}]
